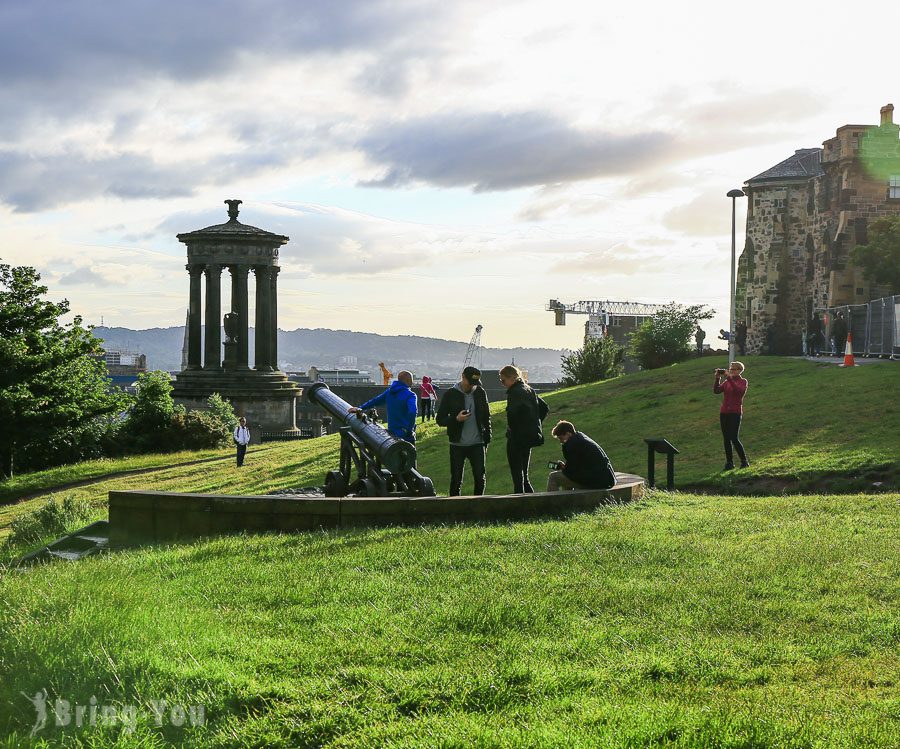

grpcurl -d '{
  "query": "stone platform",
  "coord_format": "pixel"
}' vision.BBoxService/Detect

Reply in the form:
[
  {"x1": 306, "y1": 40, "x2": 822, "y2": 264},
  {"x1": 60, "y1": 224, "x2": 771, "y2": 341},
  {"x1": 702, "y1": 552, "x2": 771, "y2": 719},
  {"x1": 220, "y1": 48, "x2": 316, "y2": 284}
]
[
  {"x1": 172, "y1": 369, "x2": 300, "y2": 434},
  {"x1": 109, "y1": 474, "x2": 644, "y2": 547}
]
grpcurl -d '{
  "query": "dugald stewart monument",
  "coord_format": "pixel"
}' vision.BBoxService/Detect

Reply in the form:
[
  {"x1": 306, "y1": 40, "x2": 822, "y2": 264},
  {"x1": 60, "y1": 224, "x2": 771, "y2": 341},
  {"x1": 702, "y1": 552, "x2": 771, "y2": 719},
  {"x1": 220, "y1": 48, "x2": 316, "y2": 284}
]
[{"x1": 171, "y1": 199, "x2": 300, "y2": 435}]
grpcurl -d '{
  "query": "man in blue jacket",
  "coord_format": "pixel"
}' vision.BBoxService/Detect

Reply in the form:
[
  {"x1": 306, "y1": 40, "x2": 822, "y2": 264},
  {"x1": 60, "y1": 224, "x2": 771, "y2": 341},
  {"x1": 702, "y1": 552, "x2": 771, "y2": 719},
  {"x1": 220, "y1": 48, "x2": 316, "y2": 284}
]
[{"x1": 349, "y1": 370, "x2": 418, "y2": 442}]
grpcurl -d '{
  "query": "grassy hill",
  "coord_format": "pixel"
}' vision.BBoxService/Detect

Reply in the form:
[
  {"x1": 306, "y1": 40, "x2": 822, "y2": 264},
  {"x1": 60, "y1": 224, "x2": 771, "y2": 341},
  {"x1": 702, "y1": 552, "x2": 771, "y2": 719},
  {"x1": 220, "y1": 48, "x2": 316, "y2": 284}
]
[
  {"x1": 1, "y1": 356, "x2": 897, "y2": 548},
  {"x1": 0, "y1": 357, "x2": 898, "y2": 746}
]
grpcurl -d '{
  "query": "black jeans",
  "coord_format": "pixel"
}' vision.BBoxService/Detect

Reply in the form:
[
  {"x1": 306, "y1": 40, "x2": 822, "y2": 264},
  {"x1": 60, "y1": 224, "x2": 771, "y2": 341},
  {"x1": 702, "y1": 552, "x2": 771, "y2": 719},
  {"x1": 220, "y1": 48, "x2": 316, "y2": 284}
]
[
  {"x1": 506, "y1": 440, "x2": 534, "y2": 493},
  {"x1": 420, "y1": 398, "x2": 433, "y2": 422},
  {"x1": 449, "y1": 443, "x2": 486, "y2": 496},
  {"x1": 720, "y1": 413, "x2": 747, "y2": 466},
  {"x1": 236, "y1": 443, "x2": 247, "y2": 467}
]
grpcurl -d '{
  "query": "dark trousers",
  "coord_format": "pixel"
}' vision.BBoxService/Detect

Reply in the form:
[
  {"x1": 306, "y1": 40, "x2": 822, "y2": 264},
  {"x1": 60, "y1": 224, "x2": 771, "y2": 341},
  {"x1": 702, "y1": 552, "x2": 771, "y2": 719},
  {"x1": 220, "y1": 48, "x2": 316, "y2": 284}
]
[
  {"x1": 449, "y1": 444, "x2": 486, "y2": 496},
  {"x1": 420, "y1": 399, "x2": 433, "y2": 422},
  {"x1": 236, "y1": 443, "x2": 248, "y2": 467},
  {"x1": 720, "y1": 413, "x2": 747, "y2": 466},
  {"x1": 506, "y1": 440, "x2": 534, "y2": 493}
]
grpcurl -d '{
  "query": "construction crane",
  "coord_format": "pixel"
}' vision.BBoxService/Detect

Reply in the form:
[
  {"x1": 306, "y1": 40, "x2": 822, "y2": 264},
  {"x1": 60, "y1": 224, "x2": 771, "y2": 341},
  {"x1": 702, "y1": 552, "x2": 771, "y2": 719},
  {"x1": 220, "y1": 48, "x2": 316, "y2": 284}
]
[
  {"x1": 378, "y1": 362, "x2": 392, "y2": 386},
  {"x1": 546, "y1": 299, "x2": 665, "y2": 345},
  {"x1": 462, "y1": 325, "x2": 483, "y2": 369}
]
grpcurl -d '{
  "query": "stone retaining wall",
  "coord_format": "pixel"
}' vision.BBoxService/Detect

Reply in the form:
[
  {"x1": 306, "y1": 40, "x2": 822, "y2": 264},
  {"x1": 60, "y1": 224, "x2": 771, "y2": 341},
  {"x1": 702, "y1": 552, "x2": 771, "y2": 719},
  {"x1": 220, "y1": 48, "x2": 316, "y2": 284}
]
[{"x1": 109, "y1": 477, "x2": 643, "y2": 547}]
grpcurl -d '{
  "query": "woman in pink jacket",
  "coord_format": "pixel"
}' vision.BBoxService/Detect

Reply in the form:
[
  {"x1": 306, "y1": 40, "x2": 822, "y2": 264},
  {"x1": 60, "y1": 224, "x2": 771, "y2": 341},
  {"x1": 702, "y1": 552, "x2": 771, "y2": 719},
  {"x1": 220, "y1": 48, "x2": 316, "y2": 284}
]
[
  {"x1": 713, "y1": 361, "x2": 749, "y2": 470},
  {"x1": 420, "y1": 375, "x2": 437, "y2": 422}
]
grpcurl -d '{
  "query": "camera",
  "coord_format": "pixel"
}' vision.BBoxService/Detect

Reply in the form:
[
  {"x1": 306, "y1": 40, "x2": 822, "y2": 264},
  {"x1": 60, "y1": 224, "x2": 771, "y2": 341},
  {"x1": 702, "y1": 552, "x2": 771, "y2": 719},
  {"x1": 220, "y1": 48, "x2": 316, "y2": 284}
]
[
  {"x1": 547, "y1": 461, "x2": 560, "y2": 470},
  {"x1": 715, "y1": 368, "x2": 726, "y2": 375}
]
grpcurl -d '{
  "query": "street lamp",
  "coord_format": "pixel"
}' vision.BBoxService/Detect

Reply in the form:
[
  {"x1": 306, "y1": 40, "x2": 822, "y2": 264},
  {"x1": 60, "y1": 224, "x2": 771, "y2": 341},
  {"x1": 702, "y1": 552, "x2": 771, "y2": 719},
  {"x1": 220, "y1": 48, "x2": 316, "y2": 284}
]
[{"x1": 727, "y1": 188, "x2": 745, "y2": 361}]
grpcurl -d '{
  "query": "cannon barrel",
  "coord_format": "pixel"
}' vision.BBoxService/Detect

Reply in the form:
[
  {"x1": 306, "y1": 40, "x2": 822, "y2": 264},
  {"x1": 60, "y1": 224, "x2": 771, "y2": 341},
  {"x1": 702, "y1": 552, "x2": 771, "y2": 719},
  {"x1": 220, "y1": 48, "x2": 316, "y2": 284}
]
[{"x1": 306, "y1": 382, "x2": 416, "y2": 475}]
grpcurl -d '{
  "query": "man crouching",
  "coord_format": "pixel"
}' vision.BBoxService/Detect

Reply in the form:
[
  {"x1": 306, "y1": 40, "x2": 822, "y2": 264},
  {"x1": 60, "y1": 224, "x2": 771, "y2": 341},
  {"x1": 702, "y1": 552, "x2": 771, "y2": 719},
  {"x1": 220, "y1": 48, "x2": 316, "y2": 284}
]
[{"x1": 547, "y1": 420, "x2": 616, "y2": 491}]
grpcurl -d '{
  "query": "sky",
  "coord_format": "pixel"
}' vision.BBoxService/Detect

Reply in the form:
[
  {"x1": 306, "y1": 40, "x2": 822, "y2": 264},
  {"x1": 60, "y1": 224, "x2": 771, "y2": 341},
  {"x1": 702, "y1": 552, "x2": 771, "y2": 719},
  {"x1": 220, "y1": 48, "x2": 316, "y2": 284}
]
[{"x1": 1, "y1": 0, "x2": 898, "y2": 351}]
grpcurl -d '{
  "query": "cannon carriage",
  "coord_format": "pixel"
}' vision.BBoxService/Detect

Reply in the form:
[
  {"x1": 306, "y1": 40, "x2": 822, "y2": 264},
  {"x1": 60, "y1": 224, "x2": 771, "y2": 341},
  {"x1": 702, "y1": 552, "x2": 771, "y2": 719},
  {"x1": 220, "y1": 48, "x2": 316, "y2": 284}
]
[{"x1": 306, "y1": 382, "x2": 435, "y2": 497}]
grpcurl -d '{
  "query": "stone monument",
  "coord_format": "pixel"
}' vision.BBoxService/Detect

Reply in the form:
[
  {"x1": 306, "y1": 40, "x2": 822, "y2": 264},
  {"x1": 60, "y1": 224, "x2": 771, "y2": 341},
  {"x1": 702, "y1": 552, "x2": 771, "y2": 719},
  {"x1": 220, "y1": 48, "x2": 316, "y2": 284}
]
[{"x1": 171, "y1": 199, "x2": 301, "y2": 435}]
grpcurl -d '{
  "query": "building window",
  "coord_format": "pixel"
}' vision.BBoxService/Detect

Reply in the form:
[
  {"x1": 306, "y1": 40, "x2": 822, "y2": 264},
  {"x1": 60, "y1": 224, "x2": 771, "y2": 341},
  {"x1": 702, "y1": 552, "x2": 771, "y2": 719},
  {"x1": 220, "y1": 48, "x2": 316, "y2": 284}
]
[{"x1": 890, "y1": 175, "x2": 900, "y2": 199}]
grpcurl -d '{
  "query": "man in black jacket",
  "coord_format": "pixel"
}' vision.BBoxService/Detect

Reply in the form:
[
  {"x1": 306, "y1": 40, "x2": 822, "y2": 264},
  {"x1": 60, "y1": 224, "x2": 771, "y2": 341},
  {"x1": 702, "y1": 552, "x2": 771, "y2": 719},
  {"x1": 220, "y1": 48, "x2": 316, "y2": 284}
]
[
  {"x1": 546, "y1": 420, "x2": 616, "y2": 491},
  {"x1": 436, "y1": 366, "x2": 492, "y2": 496}
]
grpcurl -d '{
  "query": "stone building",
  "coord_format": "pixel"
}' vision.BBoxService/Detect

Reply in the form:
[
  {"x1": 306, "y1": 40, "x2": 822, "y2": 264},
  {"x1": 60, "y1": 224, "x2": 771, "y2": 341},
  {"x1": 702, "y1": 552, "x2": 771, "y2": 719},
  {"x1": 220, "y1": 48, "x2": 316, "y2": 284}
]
[{"x1": 736, "y1": 104, "x2": 900, "y2": 354}]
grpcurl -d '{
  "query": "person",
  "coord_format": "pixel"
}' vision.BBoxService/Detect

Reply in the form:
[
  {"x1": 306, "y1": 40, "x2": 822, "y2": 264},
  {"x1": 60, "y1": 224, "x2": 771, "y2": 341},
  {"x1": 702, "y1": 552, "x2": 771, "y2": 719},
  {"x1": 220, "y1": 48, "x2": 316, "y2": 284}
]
[
  {"x1": 499, "y1": 364, "x2": 548, "y2": 493},
  {"x1": 695, "y1": 326, "x2": 706, "y2": 355},
  {"x1": 735, "y1": 320, "x2": 747, "y2": 356},
  {"x1": 718, "y1": 329, "x2": 731, "y2": 343},
  {"x1": 419, "y1": 375, "x2": 437, "y2": 422},
  {"x1": 832, "y1": 311, "x2": 848, "y2": 356},
  {"x1": 808, "y1": 313, "x2": 823, "y2": 356},
  {"x1": 234, "y1": 416, "x2": 251, "y2": 467},
  {"x1": 546, "y1": 421, "x2": 616, "y2": 491},
  {"x1": 350, "y1": 370, "x2": 417, "y2": 442},
  {"x1": 713, "y1": 361, "x2": 749, "y2": 470},
  {"x1": 435, "y1": 366, "x2": 492, "y2": 496}
]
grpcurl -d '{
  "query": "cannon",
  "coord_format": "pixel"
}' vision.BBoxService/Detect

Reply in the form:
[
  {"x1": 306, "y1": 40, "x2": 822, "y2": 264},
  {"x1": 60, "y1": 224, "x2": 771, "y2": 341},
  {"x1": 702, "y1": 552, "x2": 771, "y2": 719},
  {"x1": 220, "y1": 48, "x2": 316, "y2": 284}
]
[{"x1": 306, "y1": 382, "x2": 435, "y2": 497}]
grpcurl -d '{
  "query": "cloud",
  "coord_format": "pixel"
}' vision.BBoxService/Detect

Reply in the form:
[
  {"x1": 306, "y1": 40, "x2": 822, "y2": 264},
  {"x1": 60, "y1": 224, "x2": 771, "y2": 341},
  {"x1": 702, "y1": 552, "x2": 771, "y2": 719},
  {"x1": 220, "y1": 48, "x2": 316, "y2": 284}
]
[
  {"x1": 662, "y1": 189, "x2": 736, "y2": 236},
  {"x1": 0, "y1": 142, "x2": 318, "y2": 213},
  {"x1": 517, "y1": 185, "x2": 611, "y2": 221},
  {"x1": 0, "y1": 1, "x2": 438, "y2": 87},
  {"x1": 547, "y1": 244, "x2": 668, "y2": 276},
  {"x1": 58, "y1": 266, "x2": 117, "y2": 287},
  {"x1": 357, "y1": 111, "x2": 675, "y2": 191}
]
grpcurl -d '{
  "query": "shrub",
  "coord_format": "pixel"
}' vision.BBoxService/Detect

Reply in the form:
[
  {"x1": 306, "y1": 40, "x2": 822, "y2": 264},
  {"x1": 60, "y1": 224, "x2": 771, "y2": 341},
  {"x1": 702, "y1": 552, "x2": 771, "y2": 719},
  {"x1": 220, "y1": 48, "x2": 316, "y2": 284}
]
[
  {"x1": 630, "y1": 303, "x2": 714, "y2": 370},
  {"x1": 6, "y1": 495, "x2": 92, "y2": 548}
]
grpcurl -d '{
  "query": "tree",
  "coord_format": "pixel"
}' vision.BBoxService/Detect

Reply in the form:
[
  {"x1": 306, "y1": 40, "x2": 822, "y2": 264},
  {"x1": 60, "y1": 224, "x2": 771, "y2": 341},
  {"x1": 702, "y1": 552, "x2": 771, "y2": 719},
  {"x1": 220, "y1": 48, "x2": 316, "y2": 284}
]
[
  {"x1": 0, "y1": 263, "x2": 127, "y2": 477},
  {"x1": 851, "y1": 216, "x2": 900, "y2": 294},
  {"x1": 560, "y1": 335, "x2": 625, "y2": 386},
  {"x1": 629, "y1": 303, "x2": 715, "y2": 370}
]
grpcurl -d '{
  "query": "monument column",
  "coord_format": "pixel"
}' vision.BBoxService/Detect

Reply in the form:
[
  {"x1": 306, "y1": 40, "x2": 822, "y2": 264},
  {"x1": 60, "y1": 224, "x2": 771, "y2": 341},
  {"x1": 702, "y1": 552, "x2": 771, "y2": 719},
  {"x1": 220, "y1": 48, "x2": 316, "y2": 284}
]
[
  {"x1": 254, "y1": 265, "x2": 272, "y2": 371},
  {"x1": 204, "y1": 263, "x2": 223, "y2": 370},
  {"x1": 187, "y1": 264, "x2": 203, "y2": 369},
  {"x1": 269, "y1": 266, "x2": 280, "y2": 370},
  {"x1": 230, "y1": 264, "x2": 250, "y2": 369}
]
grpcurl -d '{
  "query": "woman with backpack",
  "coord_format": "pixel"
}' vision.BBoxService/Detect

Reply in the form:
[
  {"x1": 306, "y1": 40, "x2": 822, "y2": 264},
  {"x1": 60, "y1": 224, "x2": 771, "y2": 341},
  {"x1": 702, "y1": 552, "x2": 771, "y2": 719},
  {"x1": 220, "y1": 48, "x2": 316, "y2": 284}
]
[{"x1": 499, "y1": 365, "x2": 548, "y2": 493}]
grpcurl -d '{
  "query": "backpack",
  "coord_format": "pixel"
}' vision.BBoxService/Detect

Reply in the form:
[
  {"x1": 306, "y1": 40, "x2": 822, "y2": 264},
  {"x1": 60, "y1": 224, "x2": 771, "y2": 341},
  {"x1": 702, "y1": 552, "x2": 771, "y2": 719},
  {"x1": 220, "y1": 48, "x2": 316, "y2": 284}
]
[{"x1": 529, "y1": 392, "x2": 550, "y2": 447}]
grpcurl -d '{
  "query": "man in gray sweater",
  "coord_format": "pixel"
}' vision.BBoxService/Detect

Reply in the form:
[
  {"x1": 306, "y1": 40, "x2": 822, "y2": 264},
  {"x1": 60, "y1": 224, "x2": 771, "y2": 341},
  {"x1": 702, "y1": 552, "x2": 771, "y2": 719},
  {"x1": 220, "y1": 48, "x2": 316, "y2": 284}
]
[{"x1": 435, "y1": 366, "x2": 492, "y2": 496}]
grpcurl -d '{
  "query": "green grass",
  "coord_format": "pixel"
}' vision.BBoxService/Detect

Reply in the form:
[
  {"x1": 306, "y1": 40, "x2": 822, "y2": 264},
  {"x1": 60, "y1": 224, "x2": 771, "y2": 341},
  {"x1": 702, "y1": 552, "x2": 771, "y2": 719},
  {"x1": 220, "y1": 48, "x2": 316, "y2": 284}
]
[
  {"x1": 1, "y1": 356, "x2": 897, "y2": 550},
  {"x1": 0, "y1": 492, "x2": 897, "y2": 747}
]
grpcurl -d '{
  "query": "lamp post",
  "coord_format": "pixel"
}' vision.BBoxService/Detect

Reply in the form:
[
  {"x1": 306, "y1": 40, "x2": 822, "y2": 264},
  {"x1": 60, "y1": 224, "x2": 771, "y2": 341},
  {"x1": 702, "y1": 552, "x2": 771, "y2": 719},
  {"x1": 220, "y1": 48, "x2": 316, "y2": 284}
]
[{"x1": 727, "y1": 188, "x2": 745, "y2": 361}]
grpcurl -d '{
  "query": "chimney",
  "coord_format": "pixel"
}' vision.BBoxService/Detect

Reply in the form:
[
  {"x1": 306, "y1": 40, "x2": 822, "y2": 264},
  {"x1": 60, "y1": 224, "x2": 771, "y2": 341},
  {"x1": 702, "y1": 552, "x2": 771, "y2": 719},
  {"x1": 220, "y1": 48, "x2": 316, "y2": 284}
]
[{"x1": 880, "y1": 103, "x2": 894, "y2": 126}]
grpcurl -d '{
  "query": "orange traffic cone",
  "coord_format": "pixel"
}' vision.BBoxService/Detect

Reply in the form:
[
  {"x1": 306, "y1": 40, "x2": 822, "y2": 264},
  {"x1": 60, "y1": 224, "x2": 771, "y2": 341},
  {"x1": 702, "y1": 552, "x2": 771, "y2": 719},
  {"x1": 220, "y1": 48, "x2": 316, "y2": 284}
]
[{"x1": 839, "y1": 332, "x2": 857, "y2": 367}]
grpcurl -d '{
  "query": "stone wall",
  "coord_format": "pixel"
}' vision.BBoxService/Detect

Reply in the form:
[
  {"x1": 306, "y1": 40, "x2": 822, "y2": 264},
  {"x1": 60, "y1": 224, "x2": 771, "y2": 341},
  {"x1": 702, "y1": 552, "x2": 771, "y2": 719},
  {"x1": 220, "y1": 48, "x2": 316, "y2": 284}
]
[{"x1": 109, "y1": 478, "x2": 644, "y2": 546}]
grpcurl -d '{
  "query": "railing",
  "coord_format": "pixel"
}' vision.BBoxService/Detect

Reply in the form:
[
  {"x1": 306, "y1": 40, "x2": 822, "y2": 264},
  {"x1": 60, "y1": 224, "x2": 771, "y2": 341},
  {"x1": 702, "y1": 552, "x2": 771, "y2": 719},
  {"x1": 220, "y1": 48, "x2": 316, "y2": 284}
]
[
  {"x1": 814, "y1": 295, "x2": 899, "y2": 359},
  {"x1": 260, "y1": 428, "x2": 317, "y2": 443}
]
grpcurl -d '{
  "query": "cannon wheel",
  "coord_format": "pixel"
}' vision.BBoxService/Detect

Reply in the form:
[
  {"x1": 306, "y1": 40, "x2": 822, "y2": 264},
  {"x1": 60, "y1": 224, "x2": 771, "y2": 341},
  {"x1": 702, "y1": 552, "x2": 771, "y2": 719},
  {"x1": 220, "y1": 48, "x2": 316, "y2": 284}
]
[
  {"x1": 324, "y1": 471, "x2": 348, "y2": 497},
  {"x1": 418, "y1": 475, "x2": 436, "y2": 497},
  {"x1": 358, "y1": 477, "x2": 380, "y2": 497}
]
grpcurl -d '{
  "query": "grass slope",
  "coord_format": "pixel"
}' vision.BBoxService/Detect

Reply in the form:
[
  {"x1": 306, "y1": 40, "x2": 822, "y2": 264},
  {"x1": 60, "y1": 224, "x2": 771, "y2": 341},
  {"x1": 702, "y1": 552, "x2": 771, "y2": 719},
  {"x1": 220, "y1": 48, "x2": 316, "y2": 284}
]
[
  {"x1": 0, "y1": 492, "x2": 897, "y2": 747},
  {"x1": 1, "y1": 356, "x2": 897, "y2": 551}
]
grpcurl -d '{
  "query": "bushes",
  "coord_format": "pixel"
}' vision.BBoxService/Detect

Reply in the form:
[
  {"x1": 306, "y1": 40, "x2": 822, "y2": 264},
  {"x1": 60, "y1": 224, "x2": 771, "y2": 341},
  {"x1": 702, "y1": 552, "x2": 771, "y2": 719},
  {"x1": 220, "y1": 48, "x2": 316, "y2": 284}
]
[{"x1": 115, "y1": 372, "x2": 237, "y2": 454}]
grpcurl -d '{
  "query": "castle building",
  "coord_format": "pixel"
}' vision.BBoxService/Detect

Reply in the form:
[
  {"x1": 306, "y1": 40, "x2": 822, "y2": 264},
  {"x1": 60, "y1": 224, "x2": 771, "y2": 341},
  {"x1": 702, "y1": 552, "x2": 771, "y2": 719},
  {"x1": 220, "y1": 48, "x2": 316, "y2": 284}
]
[{"x1": 736, "y1": 104, "x2": 900, "y2": 354}]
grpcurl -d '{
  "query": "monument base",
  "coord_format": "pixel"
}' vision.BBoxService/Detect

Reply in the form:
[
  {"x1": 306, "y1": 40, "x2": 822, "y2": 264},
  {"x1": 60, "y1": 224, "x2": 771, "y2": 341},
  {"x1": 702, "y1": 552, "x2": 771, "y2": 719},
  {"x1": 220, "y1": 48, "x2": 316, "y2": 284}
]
[{"x1": 172, "y1": 368, "x2": 301, "y2": 435}]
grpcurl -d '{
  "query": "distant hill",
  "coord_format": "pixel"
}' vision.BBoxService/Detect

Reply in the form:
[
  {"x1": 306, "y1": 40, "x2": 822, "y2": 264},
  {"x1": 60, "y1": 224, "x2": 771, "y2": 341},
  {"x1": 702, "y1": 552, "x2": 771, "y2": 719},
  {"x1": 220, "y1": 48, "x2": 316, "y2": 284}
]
[{"x1": 92, "y1": 326, "x2": 566, "y2": 381}]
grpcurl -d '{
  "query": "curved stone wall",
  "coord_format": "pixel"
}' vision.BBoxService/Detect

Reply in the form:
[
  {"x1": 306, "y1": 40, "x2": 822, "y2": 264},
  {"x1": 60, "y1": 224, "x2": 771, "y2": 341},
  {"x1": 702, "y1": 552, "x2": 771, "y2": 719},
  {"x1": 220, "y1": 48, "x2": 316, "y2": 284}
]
[{"x1": 109, "y1": 476, "x2": 644, "y2": 547}]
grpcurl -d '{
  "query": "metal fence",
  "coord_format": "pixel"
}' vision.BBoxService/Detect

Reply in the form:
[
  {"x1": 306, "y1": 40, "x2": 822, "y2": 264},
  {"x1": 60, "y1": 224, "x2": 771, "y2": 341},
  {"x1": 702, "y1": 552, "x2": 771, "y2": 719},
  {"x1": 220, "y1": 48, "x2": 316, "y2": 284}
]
[{"x1": 815, "y1": 295, "x2": 900, "y2": 359}]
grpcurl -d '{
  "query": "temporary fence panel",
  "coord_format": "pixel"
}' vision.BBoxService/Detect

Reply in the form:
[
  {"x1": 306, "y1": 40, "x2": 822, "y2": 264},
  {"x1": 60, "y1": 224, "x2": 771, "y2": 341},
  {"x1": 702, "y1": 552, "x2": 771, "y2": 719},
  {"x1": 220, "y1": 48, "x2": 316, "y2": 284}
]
[{"x1": 818, "y1": 296, "x2": 900, "y2": 358}]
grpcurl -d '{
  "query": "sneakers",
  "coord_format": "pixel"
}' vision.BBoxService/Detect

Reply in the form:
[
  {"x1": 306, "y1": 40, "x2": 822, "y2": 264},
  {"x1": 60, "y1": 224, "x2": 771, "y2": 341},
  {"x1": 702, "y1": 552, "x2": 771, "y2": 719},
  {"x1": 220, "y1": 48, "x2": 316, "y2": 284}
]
[
  {"x1": 723, "y1": 463, "x2": 734, "y2": 471},
  {"x1": 740, "y1": 460, "x2": 750, "y2": 468}
]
